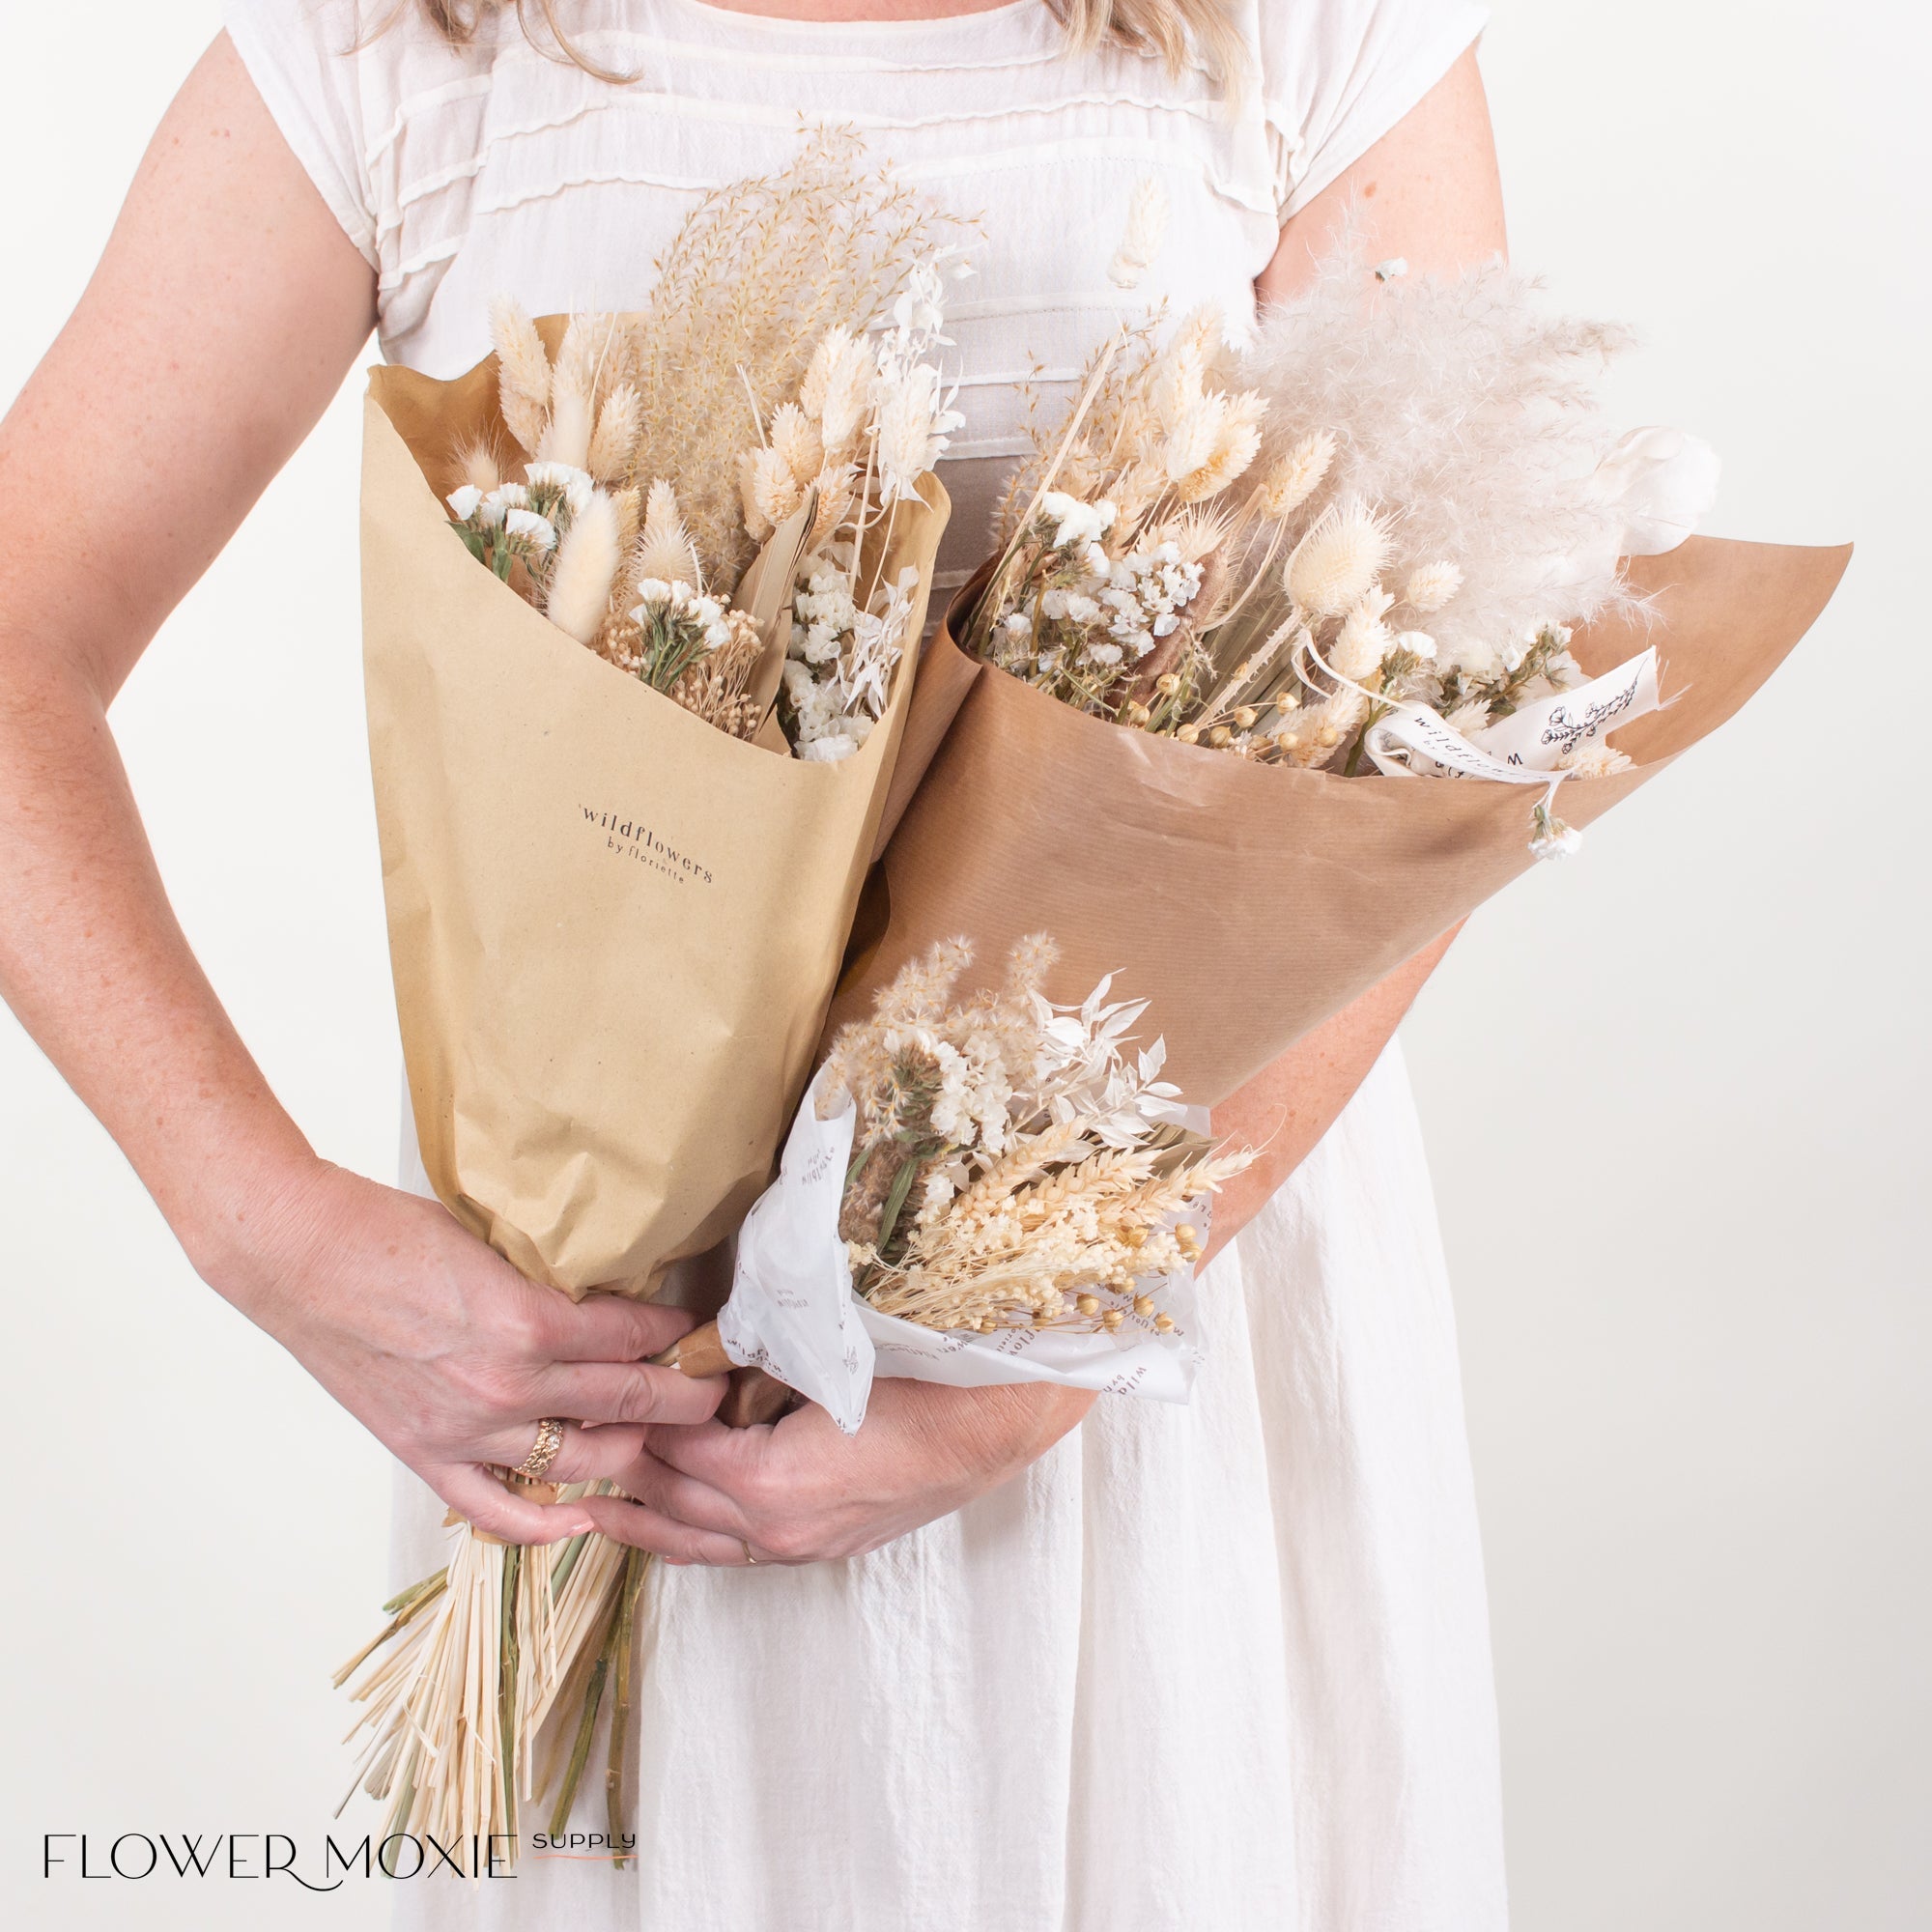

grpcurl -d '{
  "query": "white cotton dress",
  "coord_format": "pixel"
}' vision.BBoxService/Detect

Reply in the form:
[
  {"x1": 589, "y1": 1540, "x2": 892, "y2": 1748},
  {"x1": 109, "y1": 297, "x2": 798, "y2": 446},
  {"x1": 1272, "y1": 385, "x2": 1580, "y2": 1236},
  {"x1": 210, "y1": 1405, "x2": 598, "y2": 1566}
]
[{"x1": 224, "y1": 3, "x2": 1506, "y2": 1925}]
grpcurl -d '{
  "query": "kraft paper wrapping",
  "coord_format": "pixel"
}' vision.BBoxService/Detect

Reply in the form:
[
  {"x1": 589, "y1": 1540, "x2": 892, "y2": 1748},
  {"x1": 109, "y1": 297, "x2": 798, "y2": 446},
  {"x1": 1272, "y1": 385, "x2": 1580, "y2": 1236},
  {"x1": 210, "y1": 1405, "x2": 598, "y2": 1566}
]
[
  {"x1": 361, "y1": 350, "x2": 949, "y2": 1294},
  {"x1": 828, "y1": 536, "x2": 1851, "y2": 1105}
]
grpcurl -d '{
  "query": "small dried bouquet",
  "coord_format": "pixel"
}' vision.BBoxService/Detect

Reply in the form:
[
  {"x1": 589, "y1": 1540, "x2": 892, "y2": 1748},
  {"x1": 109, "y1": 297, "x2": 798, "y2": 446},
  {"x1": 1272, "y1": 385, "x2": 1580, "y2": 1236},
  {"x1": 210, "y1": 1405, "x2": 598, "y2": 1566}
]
[
  {"x1": 827, "y1": 936, "x2": 1244, "y2": 1337},
  {"x1": 440, "y1": 128, "x2": 965, "y2": 756},
  {"x1": 969, "y1": 226, "x2": 1719, "y2": 851},
  {"x1": 681, "y1": 936, "x2": 1254, "y2": 1434}
]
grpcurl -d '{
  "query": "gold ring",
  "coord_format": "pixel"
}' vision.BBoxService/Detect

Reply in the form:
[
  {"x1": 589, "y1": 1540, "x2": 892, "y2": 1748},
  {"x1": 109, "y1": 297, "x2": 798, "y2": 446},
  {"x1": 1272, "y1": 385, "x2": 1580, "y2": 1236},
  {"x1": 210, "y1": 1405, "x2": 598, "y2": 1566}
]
[
  {"x1": 512, "y1": 1417, "x2": 566, "y2": 1480},
  {"x1": 741, "y1": 1540, "x2": 758, "y2": 1566}
]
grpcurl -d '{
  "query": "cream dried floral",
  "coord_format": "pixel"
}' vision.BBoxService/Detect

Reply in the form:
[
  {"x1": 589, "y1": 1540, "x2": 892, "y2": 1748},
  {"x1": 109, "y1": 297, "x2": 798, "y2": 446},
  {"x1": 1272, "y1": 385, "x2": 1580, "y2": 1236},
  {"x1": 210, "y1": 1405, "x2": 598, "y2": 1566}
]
[
  {"x1": 968, "y1": 228, "x2": 1699, "y2": 795},
  {"x1": 444, "y1": 136, "x2": 966, "y2": 759},
  {"x1": 819, "y1": 937, "x2": 1253, "y2": 1337}
]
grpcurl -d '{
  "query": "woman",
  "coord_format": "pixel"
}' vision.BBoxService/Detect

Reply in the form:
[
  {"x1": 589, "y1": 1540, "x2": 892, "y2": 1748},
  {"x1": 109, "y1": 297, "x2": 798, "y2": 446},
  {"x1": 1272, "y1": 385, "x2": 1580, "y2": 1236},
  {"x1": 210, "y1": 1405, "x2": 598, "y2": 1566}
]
[{"x1": 0, "y1": 1, "x2": 1506, "y2": 1925}]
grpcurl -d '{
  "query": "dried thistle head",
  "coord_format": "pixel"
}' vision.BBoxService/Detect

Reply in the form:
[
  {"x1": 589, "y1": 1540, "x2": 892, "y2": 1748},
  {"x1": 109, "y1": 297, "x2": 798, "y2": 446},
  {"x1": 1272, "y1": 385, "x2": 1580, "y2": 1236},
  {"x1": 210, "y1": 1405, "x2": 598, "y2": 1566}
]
[
  {"x1": 634, "y1": 479, "x2": 701, "y2": 588},
  {"x1": 1286, "y1": 497, "x2": 1392, "y2": 617}
]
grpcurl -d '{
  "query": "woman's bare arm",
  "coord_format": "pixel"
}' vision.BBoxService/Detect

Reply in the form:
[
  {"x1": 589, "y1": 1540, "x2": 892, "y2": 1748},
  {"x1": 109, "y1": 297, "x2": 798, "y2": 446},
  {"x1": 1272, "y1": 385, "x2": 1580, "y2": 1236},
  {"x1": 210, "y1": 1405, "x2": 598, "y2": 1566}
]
[
  {"x1": 1205, "y1": 43, "x2": 1505, "y2": 1257},
  {"x1": 0, "y1": 37, "x2": 719, "y2": 1542}
]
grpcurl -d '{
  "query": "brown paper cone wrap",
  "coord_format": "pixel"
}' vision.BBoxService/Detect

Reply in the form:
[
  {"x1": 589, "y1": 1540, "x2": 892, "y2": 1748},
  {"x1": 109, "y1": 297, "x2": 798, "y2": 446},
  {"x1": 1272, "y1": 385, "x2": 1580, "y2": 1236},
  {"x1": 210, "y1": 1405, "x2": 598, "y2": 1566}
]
[
  {"x1": 828, "y1": 536, "x2": 1850, "y2": 1105},
  {"x1": 362, "y1": 346, "x2": 948, "y2": 1293}
]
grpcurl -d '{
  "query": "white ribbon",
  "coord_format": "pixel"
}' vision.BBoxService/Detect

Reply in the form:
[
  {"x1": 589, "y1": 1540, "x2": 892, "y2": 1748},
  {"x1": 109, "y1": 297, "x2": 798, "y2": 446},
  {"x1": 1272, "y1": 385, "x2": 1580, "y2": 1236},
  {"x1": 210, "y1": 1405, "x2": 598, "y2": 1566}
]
[
  {"x1": 1470, "y1": 649, "x2": 1662, "y2": 770},
  {"x1": 1293, "y1": 636, "x2": 1662, "y2": 858}
]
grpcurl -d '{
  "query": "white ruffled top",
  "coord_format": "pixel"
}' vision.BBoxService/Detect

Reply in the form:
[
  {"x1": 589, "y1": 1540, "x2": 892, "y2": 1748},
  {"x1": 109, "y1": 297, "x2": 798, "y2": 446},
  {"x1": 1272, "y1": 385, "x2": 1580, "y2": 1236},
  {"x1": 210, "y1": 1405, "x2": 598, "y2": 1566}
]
[{"x1": 226, "y1": 0, "x2": 1485, "y2": 586}]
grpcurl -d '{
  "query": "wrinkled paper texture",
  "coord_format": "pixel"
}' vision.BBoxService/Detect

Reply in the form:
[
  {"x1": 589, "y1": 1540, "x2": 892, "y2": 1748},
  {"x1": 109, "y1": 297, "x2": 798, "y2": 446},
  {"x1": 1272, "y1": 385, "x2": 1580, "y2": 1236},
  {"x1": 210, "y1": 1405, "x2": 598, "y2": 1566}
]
[
  {"x1": 361, "y1": 342, "x2": 948, "y2": 1293},
  {"x1": 823, "y1": 537, "x2": 1850, "y2": 1104}
]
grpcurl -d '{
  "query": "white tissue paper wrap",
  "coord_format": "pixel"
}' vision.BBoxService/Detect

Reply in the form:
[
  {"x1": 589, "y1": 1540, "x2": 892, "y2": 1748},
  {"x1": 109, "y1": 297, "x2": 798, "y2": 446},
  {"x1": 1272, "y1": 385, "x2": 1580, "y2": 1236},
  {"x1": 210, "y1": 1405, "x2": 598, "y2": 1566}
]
[
  {"x1": 714, "y1": 1079, "x2": 875, "y2": 1435},
  {"x1": 717, "y1": 1069, "x2": 1207, "y2": 1434}
]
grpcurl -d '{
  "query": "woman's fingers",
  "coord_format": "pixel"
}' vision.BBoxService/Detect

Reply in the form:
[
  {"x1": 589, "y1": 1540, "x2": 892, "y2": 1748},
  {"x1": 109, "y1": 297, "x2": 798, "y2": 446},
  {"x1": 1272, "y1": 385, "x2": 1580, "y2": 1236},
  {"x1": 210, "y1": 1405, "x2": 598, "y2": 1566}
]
[
  {"x1": 437, "y1": 1464, "x2": 597, "y2": 1547},
  {"x1": 472, "y1": 1419, "x2": 648, "y2": 1486},
  {"x1": 535, "y1": 1289, "x2": 699, "y2": 1364},
  {"x1": 533, "y1": 1359, "x2": 725, "y2": 1429},
  {"x1": 639, "y1": 1413, "x2": 784, "y2": 1491},
  {"x1": 610, "y1": 1440, "x2": 761, "y2": 1542},
  {"x1": 578, "y1": 1492, "x2": 760, "y2": 1566}
]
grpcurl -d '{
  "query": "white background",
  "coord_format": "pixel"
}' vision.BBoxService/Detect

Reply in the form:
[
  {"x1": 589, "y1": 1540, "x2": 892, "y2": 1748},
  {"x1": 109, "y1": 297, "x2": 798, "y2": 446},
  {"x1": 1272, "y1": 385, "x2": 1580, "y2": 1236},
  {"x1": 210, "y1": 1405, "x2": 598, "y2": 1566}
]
[{"x1": 0, "y1": 3, "x2": 1925, "y2": 1927}]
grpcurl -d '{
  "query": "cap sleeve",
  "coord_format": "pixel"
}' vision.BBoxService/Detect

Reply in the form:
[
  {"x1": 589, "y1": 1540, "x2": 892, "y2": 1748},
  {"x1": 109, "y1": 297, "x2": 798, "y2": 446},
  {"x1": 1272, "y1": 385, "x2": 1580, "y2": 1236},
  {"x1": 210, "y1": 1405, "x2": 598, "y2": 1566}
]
[
  {"x1": 223, "y1": 0, "x2": 379, "y2": 268},
  {"x1": 1255, "y1": 0, "x2": 1490, "y2": 222}
]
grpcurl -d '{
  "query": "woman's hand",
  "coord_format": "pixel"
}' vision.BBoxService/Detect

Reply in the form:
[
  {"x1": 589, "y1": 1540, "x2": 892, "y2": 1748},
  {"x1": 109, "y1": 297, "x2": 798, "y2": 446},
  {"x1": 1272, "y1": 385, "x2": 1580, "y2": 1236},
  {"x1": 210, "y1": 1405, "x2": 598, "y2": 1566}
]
[
  {"x1": 211, "y1": 1157, "x2": 723, "y2": 1544},
  {"x1": 581, "y1": 1378, "x2": 1094, "y2": 1565}
]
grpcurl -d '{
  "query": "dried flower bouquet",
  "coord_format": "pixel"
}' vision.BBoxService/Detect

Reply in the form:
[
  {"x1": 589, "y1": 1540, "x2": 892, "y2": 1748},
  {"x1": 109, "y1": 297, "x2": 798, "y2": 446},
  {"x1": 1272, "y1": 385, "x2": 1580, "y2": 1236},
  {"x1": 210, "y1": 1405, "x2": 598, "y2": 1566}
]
[
  {"x1": 821, "y1": 230, "x2": 1849, "y2": 1113},
  {"x1": 663, "y1": 936, "x2": 1253, "y2": 1434},
  {"x1": 341, "y1": 134, "x2": 960, "y2": 1865},
  {"x1": 438, "y1": 128, "x2": 966, "y2": 759},
  {"x1": 969, "y1": 250, "x2": 1721, "y2": 854}
]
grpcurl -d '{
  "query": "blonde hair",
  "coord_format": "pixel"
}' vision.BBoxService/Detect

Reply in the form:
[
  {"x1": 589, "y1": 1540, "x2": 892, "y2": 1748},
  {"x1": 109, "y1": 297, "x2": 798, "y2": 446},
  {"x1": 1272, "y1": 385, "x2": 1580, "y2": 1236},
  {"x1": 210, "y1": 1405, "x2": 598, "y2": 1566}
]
[{"x1": 407, "y1": 1, "x2": 1246, "y2": 87}]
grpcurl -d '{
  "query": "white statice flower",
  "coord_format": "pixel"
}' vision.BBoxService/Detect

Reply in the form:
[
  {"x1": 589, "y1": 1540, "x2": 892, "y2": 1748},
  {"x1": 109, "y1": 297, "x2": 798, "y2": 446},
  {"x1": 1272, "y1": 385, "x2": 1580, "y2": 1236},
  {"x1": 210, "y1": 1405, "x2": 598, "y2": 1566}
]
[
  {"x1": 1038, "y1": 491, "x2": 1118, "y2": 553},
  {"x1": 1089, "y1": 541, "x2": 1205, "y2": 659},
  {"x1": 472, "y1": 481, "x2": 528, "y2": 530},
  {"x1": 446, "y1": 485, "x2": 484, "y2": 521},
  {"x1": 1528, "y1": 801, "x2": 1584, "y2": 861},
  {"x1": 633, "y1": 577, "x2": 736, "y2": 653},
  {"x1": 522, "y1": 462, "x2": 595, "y2": 519},
  {"x1": 1391, "y1": 629, "x2": 1437, "y2": 664},
  {"x1": 791, "y1": 569, "x2": 861, "y2": 667},
  {"x1": 930, "y1": 1036, "x2": 1017, "y2": 1155},
  {"x1": 1447, "y1": 636, "x2": 1506, "y2": 682},
  {"x1": 783, "y1": 564, "x2": 917, "y2": 757},
  {"x1": 783, "y1": 660, "x2": 866, "y2": 762},
  {"x1": 503, "y1": 507, "x2": 557, "y2": 552}
]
